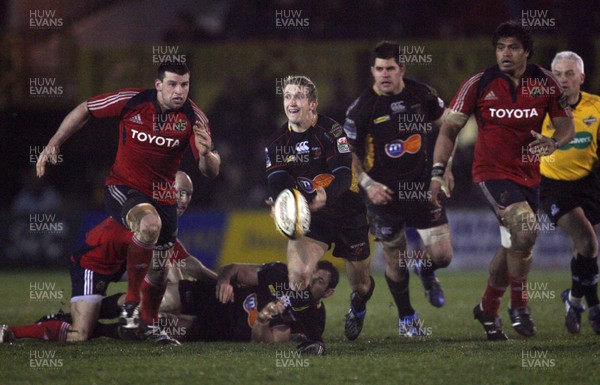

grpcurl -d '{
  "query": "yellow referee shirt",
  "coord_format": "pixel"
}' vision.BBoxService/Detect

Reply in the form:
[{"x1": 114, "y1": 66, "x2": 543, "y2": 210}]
[{"x1": 541, "y1": 91, "x2": 600, "y2": 181}]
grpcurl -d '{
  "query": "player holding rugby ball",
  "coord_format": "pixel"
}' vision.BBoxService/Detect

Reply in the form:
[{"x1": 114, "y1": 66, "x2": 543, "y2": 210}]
[{"x1": 265, "y1": 76, "x2": 375, "y2": 342}]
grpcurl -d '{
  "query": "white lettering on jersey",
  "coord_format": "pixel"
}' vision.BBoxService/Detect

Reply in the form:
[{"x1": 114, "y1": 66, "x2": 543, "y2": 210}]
[
  {"x1": 489, "y1": 108, "x2": 539, "y2": 119},
  {"x1": 131, "y1": 129, "x2": 180, "y2": 147}
]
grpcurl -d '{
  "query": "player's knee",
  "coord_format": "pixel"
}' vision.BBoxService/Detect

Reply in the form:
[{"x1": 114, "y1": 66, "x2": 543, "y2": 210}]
[
  {"x1": 382, "y1": 232, "x2": 406, "y2": 254},
  {"x1": 288, "y1": 268, "x2": 310, "y2": 291},
  {"x1": 576, "y1": 234, "x2": 599, "y2": 259},
  {"x1": 501, "y1": 202, "x2": 537, "y2": 251},
  {"x1": 126, "y1": 203, "x2": 161, "y2": 244},
  {"x1": 433, "y1": 252, "x2": 452, "y2": 268}
]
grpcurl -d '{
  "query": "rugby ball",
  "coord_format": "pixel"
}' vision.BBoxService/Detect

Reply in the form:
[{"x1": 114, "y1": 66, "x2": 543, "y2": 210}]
[{"x1": 273, "y1": 188, "x2": 311, "y2": 239}]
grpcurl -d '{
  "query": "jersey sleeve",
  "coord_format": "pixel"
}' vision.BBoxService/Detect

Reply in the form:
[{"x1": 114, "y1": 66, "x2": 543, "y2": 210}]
[
  {"x1": 257, "y1": 262, "x2": 288, "y2": 288},
  {"x1": 265, "y1": 135, "x2": 295, "y2": 199},
  {"x1": 322, "y1": 129, "x2": 352, "y2": 200},
  {"x1": 344, "y1": 96, "x2": 368, "y2": 159},
  {"x1": 423, "y1": 84, "x2": 446, "y2": 121},
  {"x1": 449, "y1": 72, "x2": 483, "y2": 116},
  {"x1": 188, "y1": 100, "x2": 211, "y2": 161},
  {"x1": 86, "y1": 88, "x2": 142, "y2": 119},
  {"x1": 541, "y1": 68, "x2": 572, "y2": 119},
  {"x1": 170, "y1": 239, "x2": 191, "y2": 262}
]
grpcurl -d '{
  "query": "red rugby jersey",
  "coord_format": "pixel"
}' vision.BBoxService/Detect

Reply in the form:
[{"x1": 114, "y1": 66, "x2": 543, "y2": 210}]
[
  {"x1": 450, "y1": 64, "x2": 570, "y2": 187},
  {"x1": 79, "y1": 217, "x2": 190, "y2": 274},
  {"x1": 87, "y1": 88, "x2": 208, "y2": 204},
  {"x1": 79, "y1": 217, "x2": 132, "y2": 275}
]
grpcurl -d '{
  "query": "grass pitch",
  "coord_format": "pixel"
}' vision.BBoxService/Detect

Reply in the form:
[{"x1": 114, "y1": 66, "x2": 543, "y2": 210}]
[{"x1": 1, "y1": 269, "x2": 599, "y2": 385}]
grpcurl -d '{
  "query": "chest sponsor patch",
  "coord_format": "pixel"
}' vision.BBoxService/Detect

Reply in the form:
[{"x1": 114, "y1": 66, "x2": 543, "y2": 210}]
[
  {"x1": 559, "y1": 131, "x2": 593, "y2": 150},
  {"x1": 297, "y1": 174, "x2": 335, "y2": 193},
  {"x1": 384, "y1": 134, "x2": 421, "y2": 158}
]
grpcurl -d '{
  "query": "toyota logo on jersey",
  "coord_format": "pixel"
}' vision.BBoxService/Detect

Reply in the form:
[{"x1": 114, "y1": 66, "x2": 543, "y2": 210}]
[
  {"x1": 131, "y1": 129, "x2": 181, "y2": 147},
  {"x1": 384, "y1": 134, "x2": 421, "y2": 158}
]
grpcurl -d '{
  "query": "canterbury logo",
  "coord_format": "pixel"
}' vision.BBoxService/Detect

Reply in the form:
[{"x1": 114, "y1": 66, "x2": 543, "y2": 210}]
[
  {"x1": 384, "y1": 134, "x2": 421, "y2": 158},
  {"x1": 295, "y1": 141, "x2": 309, "y2": 153}
]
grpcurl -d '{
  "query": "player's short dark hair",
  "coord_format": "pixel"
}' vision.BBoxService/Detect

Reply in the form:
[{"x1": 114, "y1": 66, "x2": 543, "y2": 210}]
[
  {"x1": 283, "y1": 75, "x2": 318, "y2": 103},
  {"x1": 492, "y1": 20, "x2": 534, "y2": 58},
  {"x1": 157, "y1": 62, "x2": 190, "y2": 81},
  {"x1": 371, "y1": 41, "x2": 401, "y2": 66},
  {"x1": 316, "y1": 260, "x2": 339, "y2": 289}
]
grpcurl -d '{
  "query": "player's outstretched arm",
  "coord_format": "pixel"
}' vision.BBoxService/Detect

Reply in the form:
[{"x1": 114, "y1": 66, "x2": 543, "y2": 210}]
[
  {"x1": 181, "y1": 256, "x2": 217, "y2": 282},
  {"x1": 215, "y1": 263, "x2": 260, "y2": 303},
  {"x1": 36, "y1": 101, "x2": 90, "y2": 177},
  {"x1": 251, "y1": 301, "x2": 291, "y2": 343},
  {"x1": 528, "y1": 117, "x2": 575, "y2": 156},
  {"x1": 193, "y1": 122, "x2": 220, "y2": 178}
]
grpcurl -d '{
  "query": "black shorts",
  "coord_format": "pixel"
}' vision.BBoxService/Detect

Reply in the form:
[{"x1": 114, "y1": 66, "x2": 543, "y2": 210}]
[
  {"x1": 367, "y1": 200, "x2": 447, "y2": 242},
  {"x1": 540, "y1": 174, "x2": 600, "y2": 225},
  {"x1": 70, "y1": 254, "x2": 126, "y2": 298},
  {"x1": 104, "y1": 185, "x2": 178, "y2": 250},
  {"x1": 478, "y1": 179, "x2": 539, "y2": 222},
  {"x1": 307, "y1": 207, "x2": 370, "y2": 262},
  {"x1": 178, "y1": 280, "x2": 230, "y2": 341}
]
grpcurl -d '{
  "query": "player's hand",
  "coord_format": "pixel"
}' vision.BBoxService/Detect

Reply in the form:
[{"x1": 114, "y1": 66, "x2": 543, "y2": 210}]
[
  {"x1": 265, "y1": 197, "x2": 275, "y2": 219},
  {"x1": 429, "y1": 178, "x2": 448, "y2": 208},
  {"x1": 297, "y1": 340, "x2": 326, "y2": 355},
  {"x1": 193, "y1": 122, "x2": 212, "y2": 156},
  {"x1": 365, "y1": 182, "x2": 393, "y2": 205},
  {"x1": 35, "y1": 144, "x2": 60, "y2": 177},
  {"x1": 528, "y1": 130, "x2": 557, "y2": 156},
  {"x1": 443, "y1": 167, "x2": 455, "y2": 196},
  {"x1": 216, "y1": 278, "x2": 235, "y2": 303},
  {"x1": 309, "y1": 187, "x2": 326, "y2": 211}
]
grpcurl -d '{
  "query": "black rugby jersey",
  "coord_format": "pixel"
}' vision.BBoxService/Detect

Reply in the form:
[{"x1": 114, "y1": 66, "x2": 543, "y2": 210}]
[
  {"x1": 265, "y1": 114, "x2": 355, "y2": 215},
  {"x1": 344, "y1": 79, "x2": 445, "y2": 187}
]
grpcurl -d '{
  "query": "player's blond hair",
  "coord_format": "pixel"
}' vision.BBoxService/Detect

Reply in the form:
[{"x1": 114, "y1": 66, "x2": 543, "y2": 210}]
[{"x1": 283, "y1": 76, "x2": 318, "y2": 103}]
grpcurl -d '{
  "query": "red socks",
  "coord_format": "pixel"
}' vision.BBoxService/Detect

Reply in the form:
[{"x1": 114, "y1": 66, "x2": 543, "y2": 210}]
[
  {"x1": 140, "y1": 278, "x2": 166, "y2": 325},
  {"x1": 510, "y1": 275, "x2": 528, "y2": 309},
  {"x1": 481, "y1": 280, "x2": 507, "y2": 317},
  {"x1": 10, "y1": 321, "x2": 70, "y2": 342},
  {"x1": 125, "y1": 236, "x2": 154, "y2": 303}
]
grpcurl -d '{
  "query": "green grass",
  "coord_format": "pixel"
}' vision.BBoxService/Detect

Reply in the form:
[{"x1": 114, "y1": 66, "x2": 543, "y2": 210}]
[{"x1": 1, "y1": 269, "x2": 599, "y2": 385}]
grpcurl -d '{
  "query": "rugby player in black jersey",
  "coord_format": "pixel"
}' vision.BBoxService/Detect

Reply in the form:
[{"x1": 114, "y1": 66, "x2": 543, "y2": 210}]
[
  {"x1": 344, "y1": 41, "x2": 455, "y2": 336},
  {"x1": 265, "y1": 76, "x2": 375, "y2": 341}
]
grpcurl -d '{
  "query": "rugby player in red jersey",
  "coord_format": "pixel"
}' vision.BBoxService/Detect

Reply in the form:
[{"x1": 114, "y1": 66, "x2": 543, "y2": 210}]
[
  {"x1": 35, "y1": 63, "x2": 220, "y2": 339},
  {"x1": 0, "y1": 172, "x2": 216, "y2": 344},
  {"x1": 265, "y1": 76, "x2": 375, "y2": 342},
  {"x1": 430, "y1": 21, "x2": 575, "y2": 340}
]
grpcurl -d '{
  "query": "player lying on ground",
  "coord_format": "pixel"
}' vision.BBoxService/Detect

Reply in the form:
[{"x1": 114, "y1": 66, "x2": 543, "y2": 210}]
[
  {"x1": 538, "y1": 51, "x2": 600, "y2": 334},
  {"x1": 36, "y1": 62, "x2": 220, "y2": 340},
  {"x1": 0, "y1": 172, "x2": 214, "y2": 344},
  {"x1": 2, "y1": 261, "x2": 337, "y2": 355},
  {"x1": 265, "y1": 76, "x2": 374, "y2": 342}
]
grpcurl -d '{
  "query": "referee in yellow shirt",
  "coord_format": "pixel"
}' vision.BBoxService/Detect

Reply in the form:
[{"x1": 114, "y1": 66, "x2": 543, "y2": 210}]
[{"x1": 540, "y1": 51, "x2": 600, "y2": 335}]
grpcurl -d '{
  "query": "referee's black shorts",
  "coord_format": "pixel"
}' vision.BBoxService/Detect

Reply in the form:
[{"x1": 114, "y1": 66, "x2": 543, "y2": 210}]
[{"x1": 540, "y1": 173, "x2": 600, "y2": 225}]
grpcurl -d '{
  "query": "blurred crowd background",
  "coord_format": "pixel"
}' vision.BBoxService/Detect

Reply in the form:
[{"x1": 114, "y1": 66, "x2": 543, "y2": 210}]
[{"x1": 0, "y1": 0, "x2": 597, "y2": 266}]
